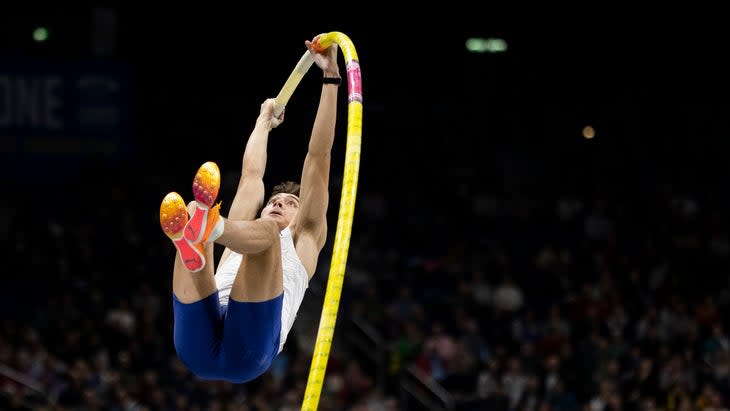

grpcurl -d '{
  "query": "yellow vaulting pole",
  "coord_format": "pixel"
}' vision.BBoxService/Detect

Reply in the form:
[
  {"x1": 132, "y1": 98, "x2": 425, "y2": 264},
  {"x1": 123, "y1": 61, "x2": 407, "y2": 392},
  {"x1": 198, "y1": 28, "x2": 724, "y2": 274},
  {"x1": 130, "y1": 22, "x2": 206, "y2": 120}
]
[
  {"x1": 273, "y1": 51, "x2": 314, "y2": 117},
  {"x1": 300, "y1": 31, "x2": 362, "y2": 411}
]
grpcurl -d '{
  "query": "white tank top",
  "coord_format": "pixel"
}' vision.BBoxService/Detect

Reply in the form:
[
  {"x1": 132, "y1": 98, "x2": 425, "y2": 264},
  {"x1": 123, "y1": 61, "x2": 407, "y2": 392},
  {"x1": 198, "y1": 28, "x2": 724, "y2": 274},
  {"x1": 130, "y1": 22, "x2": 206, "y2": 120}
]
[{"x1": 214, "y1": 227, "x2": 310, "y2": 353}]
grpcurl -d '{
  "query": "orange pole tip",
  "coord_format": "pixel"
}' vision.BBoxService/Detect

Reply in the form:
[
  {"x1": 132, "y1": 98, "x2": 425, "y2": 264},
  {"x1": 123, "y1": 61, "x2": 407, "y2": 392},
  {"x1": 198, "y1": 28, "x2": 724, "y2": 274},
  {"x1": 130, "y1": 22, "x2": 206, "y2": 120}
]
[{"x1": 312, "y1": 38, "x2": 325, "y2": 52}]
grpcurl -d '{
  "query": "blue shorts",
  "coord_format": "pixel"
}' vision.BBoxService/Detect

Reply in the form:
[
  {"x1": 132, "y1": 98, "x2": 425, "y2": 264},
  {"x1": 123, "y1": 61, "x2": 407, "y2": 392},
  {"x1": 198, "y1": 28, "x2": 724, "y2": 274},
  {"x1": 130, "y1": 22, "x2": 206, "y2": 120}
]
[{"x1": 172, "y1": 291, "x2": 283, "y2": 383}]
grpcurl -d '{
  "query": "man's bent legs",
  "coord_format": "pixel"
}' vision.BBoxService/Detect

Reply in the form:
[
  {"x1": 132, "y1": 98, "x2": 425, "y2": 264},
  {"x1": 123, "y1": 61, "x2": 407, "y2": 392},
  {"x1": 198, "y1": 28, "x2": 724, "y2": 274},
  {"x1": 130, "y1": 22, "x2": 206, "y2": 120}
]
[{"x1": 171, "y1": 238, "x2": 282, "y2": 383}]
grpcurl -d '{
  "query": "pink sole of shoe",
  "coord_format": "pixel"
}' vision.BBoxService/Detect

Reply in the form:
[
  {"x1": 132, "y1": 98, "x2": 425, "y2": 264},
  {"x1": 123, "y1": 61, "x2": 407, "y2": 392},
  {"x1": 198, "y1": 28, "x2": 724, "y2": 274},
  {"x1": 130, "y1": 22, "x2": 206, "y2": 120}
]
[{"x1": 173, "y1": 237, "x2": 206, "y2": 272}]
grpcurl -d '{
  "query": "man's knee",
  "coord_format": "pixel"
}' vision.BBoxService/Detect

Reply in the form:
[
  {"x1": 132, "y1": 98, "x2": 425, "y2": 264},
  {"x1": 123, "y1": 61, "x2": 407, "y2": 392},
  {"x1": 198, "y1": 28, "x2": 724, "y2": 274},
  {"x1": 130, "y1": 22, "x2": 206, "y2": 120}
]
[
  {"x1": 260, "y1": 219, "x2": 279, "y2": 241},
  {"x1": 251, "y1": 219, "x2": 280, "y2": 254}
]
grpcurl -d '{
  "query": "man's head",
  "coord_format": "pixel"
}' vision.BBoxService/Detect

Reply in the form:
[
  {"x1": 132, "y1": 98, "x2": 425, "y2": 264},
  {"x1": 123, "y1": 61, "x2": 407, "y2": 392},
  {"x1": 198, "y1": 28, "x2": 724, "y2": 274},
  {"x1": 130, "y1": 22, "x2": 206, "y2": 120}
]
[{"x1": 261, "y1": 181, "x2": 301, "y2": 230}]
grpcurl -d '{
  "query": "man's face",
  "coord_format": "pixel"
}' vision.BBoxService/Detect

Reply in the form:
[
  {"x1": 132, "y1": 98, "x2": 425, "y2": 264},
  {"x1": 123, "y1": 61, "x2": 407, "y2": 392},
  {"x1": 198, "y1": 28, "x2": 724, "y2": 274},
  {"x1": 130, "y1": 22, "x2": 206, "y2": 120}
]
[{"x1": 261, "y1": 193, "x2": 300, "y2": 230}]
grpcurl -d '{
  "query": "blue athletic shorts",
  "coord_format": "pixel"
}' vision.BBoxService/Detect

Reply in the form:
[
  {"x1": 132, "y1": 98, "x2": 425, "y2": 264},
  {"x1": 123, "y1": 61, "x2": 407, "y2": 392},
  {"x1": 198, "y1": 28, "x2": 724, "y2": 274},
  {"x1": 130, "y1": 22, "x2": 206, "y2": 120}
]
[{"x1": 172, "y1": 291, "x2": 283, "y2": 383}]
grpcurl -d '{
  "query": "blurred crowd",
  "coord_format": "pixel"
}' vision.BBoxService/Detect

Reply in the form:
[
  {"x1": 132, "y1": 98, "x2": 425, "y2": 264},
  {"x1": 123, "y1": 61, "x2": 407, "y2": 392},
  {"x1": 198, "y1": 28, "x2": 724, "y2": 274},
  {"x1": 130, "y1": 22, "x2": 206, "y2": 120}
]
[{"x1": 2, "y1": 157, "x2": 730, "y2": 411}]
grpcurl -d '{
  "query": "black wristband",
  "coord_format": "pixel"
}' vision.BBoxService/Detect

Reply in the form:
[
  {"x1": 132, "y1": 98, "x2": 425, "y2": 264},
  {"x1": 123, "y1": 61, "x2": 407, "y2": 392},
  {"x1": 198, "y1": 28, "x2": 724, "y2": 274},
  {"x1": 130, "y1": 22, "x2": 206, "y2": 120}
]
[{"x1": 323, "y1": 77, "x2": 342, "y2": 86}]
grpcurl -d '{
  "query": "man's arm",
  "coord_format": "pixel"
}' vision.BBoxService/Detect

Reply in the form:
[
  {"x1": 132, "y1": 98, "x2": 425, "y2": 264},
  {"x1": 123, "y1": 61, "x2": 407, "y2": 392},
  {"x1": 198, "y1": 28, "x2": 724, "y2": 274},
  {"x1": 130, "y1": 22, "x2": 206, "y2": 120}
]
[
  {"x1": 294, "y1": 36, "x2": 340, "y2": 277},
  {"x1": 220, "y1": 99, "x2": 283, "y2": 266}
]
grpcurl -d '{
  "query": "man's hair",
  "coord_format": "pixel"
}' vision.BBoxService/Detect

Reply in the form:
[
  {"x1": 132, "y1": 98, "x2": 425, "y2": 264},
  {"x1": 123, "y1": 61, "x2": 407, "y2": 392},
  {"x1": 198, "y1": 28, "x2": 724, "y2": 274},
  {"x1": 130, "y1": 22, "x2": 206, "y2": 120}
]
[{"x1": 269, "y1": 181, "x2": 300, "y2": 199}]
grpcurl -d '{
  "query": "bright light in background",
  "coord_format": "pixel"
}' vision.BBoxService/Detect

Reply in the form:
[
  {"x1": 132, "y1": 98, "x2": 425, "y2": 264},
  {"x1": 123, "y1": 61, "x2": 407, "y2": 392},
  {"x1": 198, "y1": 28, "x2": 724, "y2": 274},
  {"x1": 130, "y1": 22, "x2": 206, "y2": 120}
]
[
  {"x1": 466, "y1": 37, "x2": 508, "y2": 53},
  {"x1": 33, "y1": 27, "x2": 49, "y2": 42},
  {"x1": 582, "y1": 125, "x2": 596, "y2": 139}
]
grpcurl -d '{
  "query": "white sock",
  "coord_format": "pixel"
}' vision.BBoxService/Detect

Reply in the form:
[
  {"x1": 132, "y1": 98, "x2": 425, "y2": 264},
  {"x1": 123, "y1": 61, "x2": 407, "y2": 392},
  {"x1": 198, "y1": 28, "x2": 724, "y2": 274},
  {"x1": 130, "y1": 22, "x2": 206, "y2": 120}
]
[{"x1": 207, "y1": 218, "x2": 224, "y2": 243}]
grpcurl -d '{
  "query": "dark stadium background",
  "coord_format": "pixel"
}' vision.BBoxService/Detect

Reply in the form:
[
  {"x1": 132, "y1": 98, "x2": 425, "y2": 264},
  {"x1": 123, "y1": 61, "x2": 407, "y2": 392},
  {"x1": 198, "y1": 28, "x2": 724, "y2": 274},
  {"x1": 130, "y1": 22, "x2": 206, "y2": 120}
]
[{"x1": 3, "y1": 4, "x2": 730, "y2": 411}]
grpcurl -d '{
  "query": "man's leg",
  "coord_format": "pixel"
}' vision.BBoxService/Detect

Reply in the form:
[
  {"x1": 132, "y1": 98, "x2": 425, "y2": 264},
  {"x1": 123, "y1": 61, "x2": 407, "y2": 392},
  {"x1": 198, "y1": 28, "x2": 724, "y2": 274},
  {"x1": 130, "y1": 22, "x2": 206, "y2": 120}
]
[
  {"x1": 161, "y1": 191, "x2": 223, "y2": 379},
  {"x1": 160, "y1": 191, "x2": 218, "y2": 302},
  {"x1": 216, "y1": 166, "x2": 286, "y2": 377},
  {"x1": 218, "y1": 226, "x2": 284, "y2": 382}
]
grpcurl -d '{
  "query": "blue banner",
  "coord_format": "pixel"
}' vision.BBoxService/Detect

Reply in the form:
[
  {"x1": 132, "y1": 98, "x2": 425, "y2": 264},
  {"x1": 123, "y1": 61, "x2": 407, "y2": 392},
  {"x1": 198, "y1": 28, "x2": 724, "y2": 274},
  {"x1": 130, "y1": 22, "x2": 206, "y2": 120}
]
[{"x1": 0, "y1": 61, "x2": 134, "y2": 181}]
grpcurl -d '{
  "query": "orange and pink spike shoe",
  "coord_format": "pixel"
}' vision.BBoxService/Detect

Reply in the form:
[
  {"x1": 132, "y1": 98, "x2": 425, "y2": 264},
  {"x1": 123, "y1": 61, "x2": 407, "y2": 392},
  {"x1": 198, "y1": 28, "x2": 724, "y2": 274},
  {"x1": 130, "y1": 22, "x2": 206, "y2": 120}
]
[
  {"x1": 159, "y1": 161, "x2": 224, "y2": 273},
  {"x1": 184, "y1": 161, "x2": 223, "y2": 245},
  {"x1": 160, "y1": 192, "x2": 206, "y2": 272}
]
